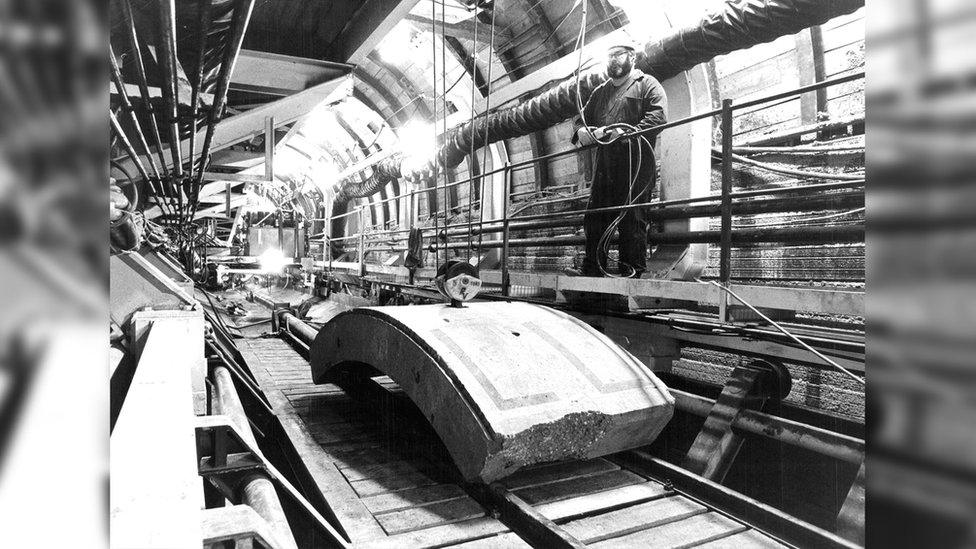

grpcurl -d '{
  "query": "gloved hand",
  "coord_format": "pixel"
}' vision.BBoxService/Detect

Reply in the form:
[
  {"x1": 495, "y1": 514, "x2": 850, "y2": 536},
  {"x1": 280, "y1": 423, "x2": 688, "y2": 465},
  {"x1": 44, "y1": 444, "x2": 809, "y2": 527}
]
[{"x1": 575, "y1": 126, "x2": 605, "y2": 147}]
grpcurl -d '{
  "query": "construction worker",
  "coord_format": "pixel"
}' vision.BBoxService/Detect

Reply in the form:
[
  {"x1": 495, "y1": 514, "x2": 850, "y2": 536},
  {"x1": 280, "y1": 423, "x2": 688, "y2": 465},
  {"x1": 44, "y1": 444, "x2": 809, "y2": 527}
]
[{"x1": 572, "y1": 42, "x2": 668, "y2": 277}]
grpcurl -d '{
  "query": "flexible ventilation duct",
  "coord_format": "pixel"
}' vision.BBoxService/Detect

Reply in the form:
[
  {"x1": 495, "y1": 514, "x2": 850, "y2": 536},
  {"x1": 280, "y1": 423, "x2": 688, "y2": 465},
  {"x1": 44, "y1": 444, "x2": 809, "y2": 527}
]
[{"x1": 332, "y1": 0, "x2": 864, "y2": 209}]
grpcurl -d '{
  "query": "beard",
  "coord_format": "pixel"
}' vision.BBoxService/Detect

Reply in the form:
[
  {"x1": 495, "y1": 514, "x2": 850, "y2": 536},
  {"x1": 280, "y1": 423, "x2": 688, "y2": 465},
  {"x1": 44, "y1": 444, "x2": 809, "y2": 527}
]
[{"x1": 608, "y1": 58, "x2": 633, "y2": 79}]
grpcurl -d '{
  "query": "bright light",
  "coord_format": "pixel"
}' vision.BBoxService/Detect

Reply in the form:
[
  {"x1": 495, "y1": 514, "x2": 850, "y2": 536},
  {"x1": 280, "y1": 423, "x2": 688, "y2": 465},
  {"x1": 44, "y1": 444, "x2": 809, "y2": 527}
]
[
  {"x1": 377, "y1": 22, "x2": 415, "y2": 65},
  {"x1": 396, "y1": 120, "x2": 436, "y2": 172},
  {"x1": 259, "y1": 248, "x2": 288, "y2": 273}
]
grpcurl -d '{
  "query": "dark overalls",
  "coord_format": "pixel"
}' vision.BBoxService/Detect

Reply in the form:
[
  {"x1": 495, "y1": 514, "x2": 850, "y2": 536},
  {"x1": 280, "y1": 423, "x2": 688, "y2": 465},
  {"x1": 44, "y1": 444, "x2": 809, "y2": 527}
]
[{"x1": 573, "y1": 70, "x2": 668, "y2": 277}]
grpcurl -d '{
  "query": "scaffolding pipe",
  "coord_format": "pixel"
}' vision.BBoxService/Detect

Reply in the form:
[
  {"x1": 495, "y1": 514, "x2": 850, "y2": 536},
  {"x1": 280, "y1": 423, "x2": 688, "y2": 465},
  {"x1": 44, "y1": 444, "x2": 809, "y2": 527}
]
[
  {"x1": 211, "y1": 365, "x2": 299, "y2": 549},
  {"x1": 346, "y1": 225, "x2": 864, "y2": 254},
  {"x1": 671, "y1": 389, "x2": 863, "y2": 464},
  {"x1": 280, "y1": 312, "x2": 319, "y2": 346},
  {"x1": 418, "y1": 191, "x2": 864, "y2": 240}
]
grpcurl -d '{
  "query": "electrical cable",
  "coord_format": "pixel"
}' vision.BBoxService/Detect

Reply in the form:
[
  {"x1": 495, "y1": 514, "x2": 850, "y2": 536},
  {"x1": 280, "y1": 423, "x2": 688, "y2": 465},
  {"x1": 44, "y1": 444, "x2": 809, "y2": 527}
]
[
  {"x1": 700, "y1": 279, "x2": 865, "y2": 386},
  {"x1": 440, "y1": 0, "x2": 449, "y2": 266},
  {"x1": 476, "y1": 4, "x2": 497, "y2": 259},
  {"x1": 430, "y1": 0, "x2": 441, "y2": 269},
  {"x1": 466, "y1": 2, "x2": 481, "y2": 262}
]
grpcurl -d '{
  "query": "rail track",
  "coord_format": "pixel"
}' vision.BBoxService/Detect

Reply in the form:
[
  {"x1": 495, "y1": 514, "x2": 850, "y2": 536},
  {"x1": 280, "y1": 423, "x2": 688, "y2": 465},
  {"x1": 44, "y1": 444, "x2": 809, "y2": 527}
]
[{"x1": 235, "y1": 332, "x2": 848, "y2": 548}]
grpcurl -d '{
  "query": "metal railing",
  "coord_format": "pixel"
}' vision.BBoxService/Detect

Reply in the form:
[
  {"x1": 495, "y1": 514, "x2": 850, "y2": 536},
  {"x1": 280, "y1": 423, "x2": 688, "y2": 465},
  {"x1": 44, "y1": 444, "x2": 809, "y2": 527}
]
[{"x1": 318, "y1": 71, "x2": 865, "y2": 296}]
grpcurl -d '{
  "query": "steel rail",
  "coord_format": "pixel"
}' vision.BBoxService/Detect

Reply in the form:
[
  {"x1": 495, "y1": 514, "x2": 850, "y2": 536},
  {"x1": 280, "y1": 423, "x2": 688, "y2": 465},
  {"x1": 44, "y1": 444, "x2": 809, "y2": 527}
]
[
  {"x1": 329, "y1": 72, "x2": 864, "y2": 228},
  {"x1": 344, "y1": 225, "x2": 864, "y2": 254},
  {"x1": 345, "y1": 179, "x2": 865, "y2": 241}
]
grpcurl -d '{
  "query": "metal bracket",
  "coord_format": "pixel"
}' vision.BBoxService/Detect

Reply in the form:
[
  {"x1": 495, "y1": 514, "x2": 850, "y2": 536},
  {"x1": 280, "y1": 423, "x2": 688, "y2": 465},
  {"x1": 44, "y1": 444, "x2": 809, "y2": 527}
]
[
  {"x1": 682, "y1": 360, "x2": 791, "y2": 483},
  {"x1": 194, "y1": 415, "x2": 351, "y2": 548}
]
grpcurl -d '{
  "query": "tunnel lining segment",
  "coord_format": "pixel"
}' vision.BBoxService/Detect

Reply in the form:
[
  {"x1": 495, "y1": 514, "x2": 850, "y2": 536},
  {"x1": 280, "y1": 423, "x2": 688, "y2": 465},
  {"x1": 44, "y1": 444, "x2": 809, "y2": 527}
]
[{"x1": 310, "y1": 302, "x2": 674, "y2": 483}]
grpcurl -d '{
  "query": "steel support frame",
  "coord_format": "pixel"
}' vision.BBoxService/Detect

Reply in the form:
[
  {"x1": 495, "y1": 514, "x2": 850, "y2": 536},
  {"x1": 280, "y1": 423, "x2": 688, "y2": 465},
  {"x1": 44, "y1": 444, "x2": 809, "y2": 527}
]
[
  {"x1": 682, "y1": 365, "x2": 769, "y2": 482},
  {"x1": 195, "y1": 416, "x2": 350, "y2": 548}
]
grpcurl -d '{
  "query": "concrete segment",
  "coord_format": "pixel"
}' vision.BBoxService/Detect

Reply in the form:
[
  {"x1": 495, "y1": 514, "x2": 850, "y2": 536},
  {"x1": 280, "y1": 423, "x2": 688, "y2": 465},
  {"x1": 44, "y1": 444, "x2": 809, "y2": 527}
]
[{"x1": 310, "y1": 302, "x2": 674, "y2": 483}]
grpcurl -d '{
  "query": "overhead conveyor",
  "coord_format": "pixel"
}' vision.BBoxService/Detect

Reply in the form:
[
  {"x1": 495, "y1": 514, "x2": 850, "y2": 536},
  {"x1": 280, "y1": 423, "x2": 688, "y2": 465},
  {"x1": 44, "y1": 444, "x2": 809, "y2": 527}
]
[{"x1": 309, "y1": 301, "x2": 675, "y2": 483}]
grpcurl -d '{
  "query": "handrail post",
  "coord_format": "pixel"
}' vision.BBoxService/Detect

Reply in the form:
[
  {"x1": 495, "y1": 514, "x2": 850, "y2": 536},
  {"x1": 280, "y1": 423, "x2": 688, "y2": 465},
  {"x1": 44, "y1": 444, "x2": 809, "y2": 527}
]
[
  {"x1": 358, "y1": 206, "x2": 366, "y2": 277},
  {"x1": 501, "y1": 162, "x2": 512, "y2": 297},
  {"x1": 719, "y1": 99, "x2": 734, "y2": 322}
]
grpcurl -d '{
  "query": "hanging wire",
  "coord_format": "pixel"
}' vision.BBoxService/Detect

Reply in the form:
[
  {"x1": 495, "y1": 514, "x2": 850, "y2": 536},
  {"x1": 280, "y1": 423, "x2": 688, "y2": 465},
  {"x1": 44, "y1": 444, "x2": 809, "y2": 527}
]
[
  {"x1": 430, "y1": 0, "x2": 441, "y2": 269},
  {"x1": 476, "y1": 4, "x2": 498, "y2": 257},
  {"x1": 465, "y1": 4, "x2": 481, "y2": 261},
  {"x1": 440, "y1": 0, "x2": 449, "y2": 265}
]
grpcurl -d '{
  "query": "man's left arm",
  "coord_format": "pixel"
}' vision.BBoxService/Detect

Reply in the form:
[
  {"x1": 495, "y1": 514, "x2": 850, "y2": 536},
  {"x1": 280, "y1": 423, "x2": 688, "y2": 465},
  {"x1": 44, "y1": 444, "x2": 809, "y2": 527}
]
[{"x1": 633, "y1": 78, "x2": 668, "y2": 140}]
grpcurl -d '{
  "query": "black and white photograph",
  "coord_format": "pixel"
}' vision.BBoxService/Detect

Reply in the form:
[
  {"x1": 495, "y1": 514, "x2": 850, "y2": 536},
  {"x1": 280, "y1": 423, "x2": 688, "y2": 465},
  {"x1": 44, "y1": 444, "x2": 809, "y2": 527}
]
[{"x1": 0, "y1": 0, "x2": 974, "y2": 547}]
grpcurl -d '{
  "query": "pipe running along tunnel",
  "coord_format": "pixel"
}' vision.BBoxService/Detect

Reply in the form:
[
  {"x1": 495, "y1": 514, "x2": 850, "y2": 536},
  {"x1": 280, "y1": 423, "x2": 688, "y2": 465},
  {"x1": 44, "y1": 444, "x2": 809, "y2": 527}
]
[{"x1": 308, "y1": 301, "x2": 674, "y2": 483}]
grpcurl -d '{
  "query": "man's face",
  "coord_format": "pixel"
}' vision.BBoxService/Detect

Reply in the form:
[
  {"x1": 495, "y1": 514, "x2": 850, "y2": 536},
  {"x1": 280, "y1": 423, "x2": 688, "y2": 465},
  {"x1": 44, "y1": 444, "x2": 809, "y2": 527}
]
[{"x1": 607, "y1": 48, "x2": 634, "y2": 78}]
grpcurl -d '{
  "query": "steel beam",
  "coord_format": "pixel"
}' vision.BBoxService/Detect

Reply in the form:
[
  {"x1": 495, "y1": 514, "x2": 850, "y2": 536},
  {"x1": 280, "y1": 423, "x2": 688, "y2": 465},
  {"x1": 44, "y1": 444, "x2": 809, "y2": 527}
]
[
  {"x1": 481, "y1": 28, "x2": 629, "y2": 109},
  {"x1": 320, "y1": 262, "x2": 865, "y2": 317},
  {"x1": 404, "y1": 10, "x2": 510, "y2": 47},
  {"x1": 116, "y1": 76, "x2": 352, "y2": 180},
  {"x1": 232, "y1": 50, "x2": 352, "y2": 96},
  {"x1": 327, "y1": 0, "x2": 421, "y2": 64}
]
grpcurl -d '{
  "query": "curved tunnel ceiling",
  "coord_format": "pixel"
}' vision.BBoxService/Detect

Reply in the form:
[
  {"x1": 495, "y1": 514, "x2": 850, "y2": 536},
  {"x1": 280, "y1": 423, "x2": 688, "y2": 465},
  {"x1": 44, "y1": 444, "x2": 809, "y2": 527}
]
[
  {"x1": 236, "y1": 0, "x2": 658, "y2": 235},
  {"x1": 203, "y1": 0, "x2": 862, "y2": 248}
]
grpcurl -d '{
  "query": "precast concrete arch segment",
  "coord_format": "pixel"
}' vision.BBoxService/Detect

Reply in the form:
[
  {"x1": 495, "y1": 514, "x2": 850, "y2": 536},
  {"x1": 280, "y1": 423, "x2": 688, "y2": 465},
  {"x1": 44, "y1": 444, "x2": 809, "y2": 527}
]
[{"x1": 310, "y1": 301, "x2": 674, "y2": 483}]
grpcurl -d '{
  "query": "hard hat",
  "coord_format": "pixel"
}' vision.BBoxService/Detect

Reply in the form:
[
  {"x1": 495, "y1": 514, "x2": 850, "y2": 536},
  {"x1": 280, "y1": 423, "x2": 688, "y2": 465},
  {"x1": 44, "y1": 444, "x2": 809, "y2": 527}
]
[{"x1": 607, "y1": 40, "x2": 639, "y2": 54}]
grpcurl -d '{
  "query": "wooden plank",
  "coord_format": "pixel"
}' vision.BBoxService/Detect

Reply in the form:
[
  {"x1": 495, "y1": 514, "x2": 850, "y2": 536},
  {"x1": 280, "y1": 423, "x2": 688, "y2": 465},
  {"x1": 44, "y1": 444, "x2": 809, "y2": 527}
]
[
  {"x1": 341, "y1": 458, "x2": 437, "y2": 482},
  {"x1": 201, "y1": 505, "x2": 286, "y2": 549},
  {"x1": 589, "y1": 512, "x2": 748, "y2": 548},
  {"x1": 361, "y1": 483, "x2": 468, "y2": 514},
  {"x1": 561, "y1": 496, "x2": 707, "y2": 544},
  {"x1": 514, "y1": 469, "x2": 646, "y2": 505},
  {"x1": 450, "y1": 532, "x2": 532, "y2": 548},
  {"x1": 374, "y1": 497, "x2": 487, "y2": 535},
  {"x1": 536, "y1": 482, "x2": 670, "y2": 522},
  {"x1": 356, "y1": 517, "x2": 509, "y2": 549},
  {"x1": 350, "y1": 470, "x2": 441, "y2": 497},
  {"x1": 501, "y1": 459, "x2": 619, "y2": 490},
  {"x1": 697, "y1": 529, "x2": 789, "y2": 548},
  {"x1": 238, "y1": 341, "x2": 386, "y2": 542}
]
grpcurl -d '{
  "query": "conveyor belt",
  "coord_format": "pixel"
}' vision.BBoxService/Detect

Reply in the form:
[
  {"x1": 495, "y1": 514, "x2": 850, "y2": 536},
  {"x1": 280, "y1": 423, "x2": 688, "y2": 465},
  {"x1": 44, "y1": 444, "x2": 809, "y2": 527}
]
[{"x1": 238, "y1": 337, "x2": 789, "y2": 548}]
